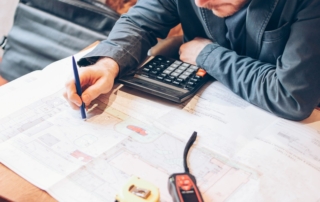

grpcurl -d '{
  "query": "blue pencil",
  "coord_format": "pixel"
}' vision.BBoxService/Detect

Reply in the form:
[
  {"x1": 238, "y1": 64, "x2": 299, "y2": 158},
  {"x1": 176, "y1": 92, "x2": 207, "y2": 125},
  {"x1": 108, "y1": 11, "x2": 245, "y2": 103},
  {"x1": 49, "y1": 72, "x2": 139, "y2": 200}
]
[{"x1": 72, "y1": 56, "x2": 87, "y2": 120}]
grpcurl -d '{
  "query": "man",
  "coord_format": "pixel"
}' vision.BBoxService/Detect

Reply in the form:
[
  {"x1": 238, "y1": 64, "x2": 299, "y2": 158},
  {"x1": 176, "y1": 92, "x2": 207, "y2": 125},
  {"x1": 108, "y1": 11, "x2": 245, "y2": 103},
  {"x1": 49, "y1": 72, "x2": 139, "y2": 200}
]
[{"x1": 64, "y1": 0, "x2": 320, "y2": 121}]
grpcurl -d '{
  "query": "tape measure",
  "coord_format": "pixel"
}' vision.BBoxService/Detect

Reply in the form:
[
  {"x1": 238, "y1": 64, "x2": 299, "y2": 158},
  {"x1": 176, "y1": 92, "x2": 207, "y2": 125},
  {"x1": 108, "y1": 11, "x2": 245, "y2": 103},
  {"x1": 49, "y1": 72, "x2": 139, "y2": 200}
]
[
  {"x1": 115, "y1": 176, "x2": 160, "y2": 202},
  {"x1": 116, "y1": 132, "x2": 202, "y2": 202}
]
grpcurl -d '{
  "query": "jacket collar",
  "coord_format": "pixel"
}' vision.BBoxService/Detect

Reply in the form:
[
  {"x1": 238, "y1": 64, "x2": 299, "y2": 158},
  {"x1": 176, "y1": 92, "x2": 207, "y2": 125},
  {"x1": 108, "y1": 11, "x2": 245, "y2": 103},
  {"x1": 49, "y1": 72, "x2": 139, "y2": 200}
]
[
  {"x1": 196, "y1": 0, "x2": 280, "y2": 58},
  {"x1": 200, "y1": 8, "x2": 228, "y2": 47},
  {"x1": 246, "y1": 0, "x2": 280, "y2": 58}
]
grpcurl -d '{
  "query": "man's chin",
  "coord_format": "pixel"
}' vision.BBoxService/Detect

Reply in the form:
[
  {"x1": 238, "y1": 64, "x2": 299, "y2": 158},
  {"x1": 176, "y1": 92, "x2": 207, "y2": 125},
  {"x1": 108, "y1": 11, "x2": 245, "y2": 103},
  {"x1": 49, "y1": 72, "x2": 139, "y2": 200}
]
[
  {"x1": 211, "y1": 9, "x2": 237, "y2": 18},
  {"x1": 209, "y1": 4, "x2": 241, "y2": 18}
]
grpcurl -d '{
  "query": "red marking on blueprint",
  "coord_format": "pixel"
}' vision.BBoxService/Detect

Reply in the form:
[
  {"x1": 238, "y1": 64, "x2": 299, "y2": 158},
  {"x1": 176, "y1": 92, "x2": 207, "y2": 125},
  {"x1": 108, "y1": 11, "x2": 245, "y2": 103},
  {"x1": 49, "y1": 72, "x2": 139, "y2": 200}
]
[
  {"x1": 126, "y1": 125, "x2": 148, "y2": 136},
  {"x1": 71, "y1": 150, "x2": 93, "y2": 162}
]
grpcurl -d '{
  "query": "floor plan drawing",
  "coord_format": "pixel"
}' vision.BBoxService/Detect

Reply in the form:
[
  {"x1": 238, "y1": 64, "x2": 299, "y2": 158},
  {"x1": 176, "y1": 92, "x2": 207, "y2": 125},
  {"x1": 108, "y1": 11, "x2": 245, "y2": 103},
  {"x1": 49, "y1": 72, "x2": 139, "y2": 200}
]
[
  {"x1": 48, "y1": 131, "x2": 256, "y2": 202},
  {"x1": 2, "y1": 58, "x2": 320, "y2": 201}
]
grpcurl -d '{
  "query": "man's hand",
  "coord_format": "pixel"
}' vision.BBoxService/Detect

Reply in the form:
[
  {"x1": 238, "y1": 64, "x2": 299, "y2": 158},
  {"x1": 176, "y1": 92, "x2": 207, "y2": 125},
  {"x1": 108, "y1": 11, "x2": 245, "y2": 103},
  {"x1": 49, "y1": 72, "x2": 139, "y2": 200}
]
[
  {"x1": 179, "y1": 37, "x2": 212, "y2": 65},
  {"x1": 63, "y1": 57, "x2": 119, "y2": 110}
]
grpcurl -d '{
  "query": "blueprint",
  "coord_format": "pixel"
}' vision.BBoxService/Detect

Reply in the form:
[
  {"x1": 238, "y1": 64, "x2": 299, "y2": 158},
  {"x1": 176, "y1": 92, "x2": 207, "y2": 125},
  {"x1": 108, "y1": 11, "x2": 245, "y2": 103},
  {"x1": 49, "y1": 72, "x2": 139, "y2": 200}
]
[
  {"x1": 1, "y1": 53, "x2": 320, "y2": 201},
  {"x1": 0, "y1": 90, "x2": 126, "y2": 188},
  {"x1": 229, "y1": 118, "x2": 320, "y2": 201},
  {"x1": 0, "y1": 86, "x2": 257, "y2": 202},
  {"x1": 0, "y1": 70, "x2": 42, "y2": 99},
  {"x1": 49, "y1": 132, "x2": 256, "y2": 202},
  {"x1": 155, "y1": 82, "x2": 320, "y2": 201},
  {"x1": 155, "y1": 82, "x2": 276, "y2": 159}
]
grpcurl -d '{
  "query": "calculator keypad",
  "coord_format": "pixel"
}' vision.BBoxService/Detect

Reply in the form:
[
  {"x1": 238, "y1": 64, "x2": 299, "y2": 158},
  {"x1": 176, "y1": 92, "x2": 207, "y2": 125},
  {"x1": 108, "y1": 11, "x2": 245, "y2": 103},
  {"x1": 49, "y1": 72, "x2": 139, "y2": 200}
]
[{"x1": 137, "y1": 56, "x2": 206, "y2": 89}]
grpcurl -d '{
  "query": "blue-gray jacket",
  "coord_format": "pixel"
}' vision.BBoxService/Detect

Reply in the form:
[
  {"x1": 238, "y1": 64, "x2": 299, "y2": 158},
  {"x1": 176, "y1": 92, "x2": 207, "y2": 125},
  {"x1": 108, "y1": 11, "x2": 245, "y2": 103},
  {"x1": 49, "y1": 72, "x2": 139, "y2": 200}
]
[{"x1": 79, "y1": 0, "x2": 320, "y2": 121}]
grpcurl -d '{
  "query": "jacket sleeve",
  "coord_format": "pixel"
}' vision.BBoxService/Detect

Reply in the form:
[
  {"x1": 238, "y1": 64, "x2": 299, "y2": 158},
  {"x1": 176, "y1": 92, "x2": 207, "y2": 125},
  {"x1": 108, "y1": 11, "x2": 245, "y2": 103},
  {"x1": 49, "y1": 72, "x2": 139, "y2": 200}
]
[
  {"x1": 196, "y1": 1, "x2": 320, "y2": 121},
  {"x1": 78, "y1": 0, "x2": 180, "y2": 78}
]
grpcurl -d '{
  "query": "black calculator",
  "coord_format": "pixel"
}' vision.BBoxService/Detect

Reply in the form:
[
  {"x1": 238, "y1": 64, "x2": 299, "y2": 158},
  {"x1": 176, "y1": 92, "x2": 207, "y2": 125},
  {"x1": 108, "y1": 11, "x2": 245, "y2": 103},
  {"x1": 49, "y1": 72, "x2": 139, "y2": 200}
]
[{"x1": 118, "y1": 55, "x2": 210, "y2": 103}]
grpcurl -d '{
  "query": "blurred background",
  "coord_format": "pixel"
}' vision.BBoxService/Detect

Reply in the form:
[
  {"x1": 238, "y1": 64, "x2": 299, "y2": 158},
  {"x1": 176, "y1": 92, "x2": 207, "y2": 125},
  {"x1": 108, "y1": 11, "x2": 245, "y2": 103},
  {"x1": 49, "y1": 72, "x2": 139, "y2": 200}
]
[
  {"x1": 0, "y1": 0, "x2": 182, "y2": 84},
  {"x1": 0, "y1": 0, "x2": 19, "y2": 58},
  {"x1": 0, "y1": 0, "x2": 182, "y2": 58}
]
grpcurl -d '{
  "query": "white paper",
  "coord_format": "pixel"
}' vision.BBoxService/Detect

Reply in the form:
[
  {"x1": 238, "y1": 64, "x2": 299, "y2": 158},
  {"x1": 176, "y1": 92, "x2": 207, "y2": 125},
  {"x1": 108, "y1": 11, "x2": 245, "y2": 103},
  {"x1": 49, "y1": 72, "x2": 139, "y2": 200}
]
[{"x1": 1, "y1": 53, "x2": 320, "y2": 202}]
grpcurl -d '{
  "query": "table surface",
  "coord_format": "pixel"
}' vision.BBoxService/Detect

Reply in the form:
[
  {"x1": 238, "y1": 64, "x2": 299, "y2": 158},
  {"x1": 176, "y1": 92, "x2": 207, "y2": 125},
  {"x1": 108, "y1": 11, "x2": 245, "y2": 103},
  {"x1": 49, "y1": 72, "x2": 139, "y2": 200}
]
[
  {"x1": 0, "y1": 163, "x2": 56, "y2": 202},
  {"x1": 0, "y1": 58, "x2": 8, "y2": 86}
]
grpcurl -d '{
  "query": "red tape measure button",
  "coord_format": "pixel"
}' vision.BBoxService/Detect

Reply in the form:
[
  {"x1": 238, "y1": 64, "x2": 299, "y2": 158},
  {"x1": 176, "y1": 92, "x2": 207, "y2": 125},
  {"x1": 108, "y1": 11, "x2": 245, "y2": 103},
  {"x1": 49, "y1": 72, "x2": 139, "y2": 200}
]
[
  {"x1": 184, "y1": 180, "x2": 190, "y2": 185},
  {"x1": 181, "y1": 185, "x2": 192, "y2": 191}
]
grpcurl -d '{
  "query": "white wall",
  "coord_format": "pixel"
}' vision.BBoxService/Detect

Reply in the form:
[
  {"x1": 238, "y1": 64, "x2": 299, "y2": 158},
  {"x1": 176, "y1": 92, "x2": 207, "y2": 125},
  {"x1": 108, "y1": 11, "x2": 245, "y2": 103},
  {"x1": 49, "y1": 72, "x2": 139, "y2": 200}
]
[{"x1": 0, "y1": 0, "x2": 19, "y2": 57}]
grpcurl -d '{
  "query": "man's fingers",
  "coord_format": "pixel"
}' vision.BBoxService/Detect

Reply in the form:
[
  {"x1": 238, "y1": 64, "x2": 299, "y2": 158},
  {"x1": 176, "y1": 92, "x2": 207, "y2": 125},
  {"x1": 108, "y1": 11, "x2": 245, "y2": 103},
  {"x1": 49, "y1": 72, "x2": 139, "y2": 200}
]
[
  {"x1": 63, "y1": 91, "x2": 80, "y2": 110},
  {"x1": 63, "y1": 58, "x2": 118, "y2": 110},
  {"x1": 67, "y1": 99, "x2": 81, "y2": 110},
  {"x1": 81, "y1": 78, "x2": 112, "y2": 106},
  {"x1": 64, "y1": 79, "x2": 83, "y2": 107}
]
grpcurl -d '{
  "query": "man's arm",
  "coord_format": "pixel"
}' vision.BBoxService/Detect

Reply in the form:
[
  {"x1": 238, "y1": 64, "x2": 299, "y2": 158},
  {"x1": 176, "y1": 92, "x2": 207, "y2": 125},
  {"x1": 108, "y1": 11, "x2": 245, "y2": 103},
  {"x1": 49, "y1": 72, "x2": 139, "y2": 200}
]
[
  {"x1": 195, "y1": 1, "x2": 320, "y2": 121},
  {"x1": 64, "y1": 0, "x2": 180, "y2": 108},
  {"x1": 78, "y1": 0, "x2": 180, "y2": 77}
]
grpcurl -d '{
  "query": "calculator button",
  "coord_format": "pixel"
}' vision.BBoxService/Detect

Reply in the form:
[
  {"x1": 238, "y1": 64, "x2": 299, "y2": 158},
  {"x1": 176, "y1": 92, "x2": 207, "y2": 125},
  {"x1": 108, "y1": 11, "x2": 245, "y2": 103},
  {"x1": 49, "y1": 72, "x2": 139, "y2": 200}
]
[
  {"x1": 179, "y1": 75, "x2": 188, "y2": 80},
  {"x1": 185, "y1": 68, "x2": 195, "y2": 73},
  {"x1": 156, "y1": 76, "x2": 164, "y2": 80},
  {"x1": 181, "y1": 63, "x2": 190, "y2": 67},
  {"x1": 190, "y1": 65, "x2": 198, "y2": 70},
  {"x1": 172, "y1": 81, "x2": 181, "y2": 85},
  {"x1": 176, "y1": 78, "x2": 184, "y2": 82},
  {"x1": 155, "y1": 67, "x2": 161, "y2": 71},
  {"x1": 164, "y1": 78, "x2": 172, "y2": 83},
  {"x1": 150, "y1": 70, "x2": 158, "y2": 75},
  {"x1": 169, "y1": 64, "x2": 178, "y2": 69},
  {"x1": 142, "y1": 68, "x2": 150, "y2": 72},
  {"x1": 159, "y1": 64, "x2": 167, "y2": 69},
  {"x1": 194, "y1": 75, "x2": 202, "y2": 79},
  {"x1": 190, "y1": 78, "x2": 199, "y2": 83},
  {"x1": 174, "y1": 69, "x2": 183, "y2": 74},
  {"x1": 174, "y1": 61, "x2": 182, "y2": 65},
  {"x1": 160, "y1": 73, "x2": 167, "y2": 77},
  {"x1": 163, "y1": 70, "x2": 172, "y2": 74},
  {"x1": 140, "y1": 73, "x2": 149, "y2": 78},
  {"x1": 178, "y1": 66, "x2": 187, "y2": 71},
  {"x1": 147, "y1": 64, "x2": 154, "y2": 69},
  {"x1": 168, "y1": 76, "x2": 175, "y2": 80},
  {"x1": 187, "y1": 81, "x2": 195, "y2": 86},
  {"x1": 171, "y1": 72, "x2": 180, "y2": 77},
  {"x1": 196, "y1": 68, "x2": 206, "y2": 77},
  {"x1": 182, "y1": 72, "x2": 192, "y2": 76},
  {"x1": 186, "y1": 83, "x2": 196, "y2": 89}
]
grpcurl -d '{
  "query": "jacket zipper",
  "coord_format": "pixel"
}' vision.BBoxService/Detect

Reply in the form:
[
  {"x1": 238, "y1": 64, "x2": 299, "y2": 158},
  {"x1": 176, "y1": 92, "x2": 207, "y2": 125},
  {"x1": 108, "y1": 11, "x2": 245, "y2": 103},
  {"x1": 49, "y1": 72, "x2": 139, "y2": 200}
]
[{"x1": 200, "y1": 8, "x2": 216, "y2": 42}]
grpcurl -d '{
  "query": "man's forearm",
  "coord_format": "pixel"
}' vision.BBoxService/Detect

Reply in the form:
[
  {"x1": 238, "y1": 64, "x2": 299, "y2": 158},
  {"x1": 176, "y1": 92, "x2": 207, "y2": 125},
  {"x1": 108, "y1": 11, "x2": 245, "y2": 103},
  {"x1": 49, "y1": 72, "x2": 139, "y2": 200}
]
[
  {"x1": 79, "y1": 0, "x2": 180, "y2": 77},
  {"x1": 196, "y1": 43, "x2": 318, "y2": 121}
]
